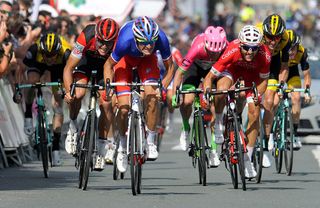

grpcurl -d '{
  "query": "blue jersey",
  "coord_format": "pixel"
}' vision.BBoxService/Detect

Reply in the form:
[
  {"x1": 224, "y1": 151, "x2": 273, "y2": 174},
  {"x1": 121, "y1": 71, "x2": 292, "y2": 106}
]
[{"x1": 111, "y1": 21, "x2": 171, "y2": 63}]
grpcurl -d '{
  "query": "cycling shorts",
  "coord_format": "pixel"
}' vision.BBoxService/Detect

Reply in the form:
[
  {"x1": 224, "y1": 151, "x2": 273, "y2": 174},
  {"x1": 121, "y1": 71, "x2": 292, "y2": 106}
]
[
  {"x1": 182, "y1": 62, "x2": 211, "y2": 89},
  {"x1": 114, "y1": 54, "x2": 160, "y2": 97}
]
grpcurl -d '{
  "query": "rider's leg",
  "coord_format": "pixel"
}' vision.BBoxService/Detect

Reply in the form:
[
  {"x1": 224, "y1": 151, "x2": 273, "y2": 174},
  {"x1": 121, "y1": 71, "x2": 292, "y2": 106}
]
[
  {"x1": 214, "y1": 76, "x2": 233, "y2": 142},
  {"x1": 52, "y1": 90, "x2": 64, "y2": 166},
  {"x1": 65, "y1": 74, "x2": 87, "y2": 155}
]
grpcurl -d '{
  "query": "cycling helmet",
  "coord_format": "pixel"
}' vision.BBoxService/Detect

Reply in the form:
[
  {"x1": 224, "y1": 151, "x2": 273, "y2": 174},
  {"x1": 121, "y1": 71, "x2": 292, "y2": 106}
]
[
  {"x1": 132, "y1": 16, "x2": 159, "y2": 43},
  {"x1": 238, "y1": 25, "x2": 262, "y2": 46},
  {"x1": 204, "y1": 26, "x2": 227, "y2": 52},
  {"x1": 263, "y1": 14, "x2": 286, "y2": 37},
  {"x1": 287, "y1": 29, "x2": 301, "y2": 47},
  {"x1": 39, "y1": 33, "x2": 61, "y2": 57},
  {"x1": 95, "y1": 18, "x2": 119, "y2": 42}
]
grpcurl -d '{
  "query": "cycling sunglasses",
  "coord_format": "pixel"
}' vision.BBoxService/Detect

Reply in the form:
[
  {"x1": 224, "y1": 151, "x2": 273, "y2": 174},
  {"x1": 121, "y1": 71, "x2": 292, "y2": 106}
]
[
  {"x1": 265, "y1": 34, "x2": 282, "y2": 41},
  {"x1": 136, "y1": 37, "x2": 157, "y2": 46},
  {"x1": 241, "y1": 45, "x2": 260, "y2": 52},
  {"x1": 96, "y1": 38, "x2": 115, "y2": 47}
]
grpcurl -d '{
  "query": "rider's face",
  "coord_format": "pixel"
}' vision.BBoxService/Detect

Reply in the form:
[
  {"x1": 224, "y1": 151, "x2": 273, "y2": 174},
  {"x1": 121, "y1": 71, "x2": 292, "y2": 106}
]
[
  {"x1": 96, "y1": 38, "x2": 114, "y2": 56},
  {"x1": 240, "y1": 44, "x2": 259, "y2": 62},
  {"x1": 264, "y1": 34, "x2": 281, "y2": 50}
]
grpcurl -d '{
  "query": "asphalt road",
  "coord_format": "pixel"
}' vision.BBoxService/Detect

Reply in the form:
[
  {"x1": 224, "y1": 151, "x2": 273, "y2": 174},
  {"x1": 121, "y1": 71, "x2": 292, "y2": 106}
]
[{"x1": 1, "y1": 123, "x2": 320, "y2": 208}]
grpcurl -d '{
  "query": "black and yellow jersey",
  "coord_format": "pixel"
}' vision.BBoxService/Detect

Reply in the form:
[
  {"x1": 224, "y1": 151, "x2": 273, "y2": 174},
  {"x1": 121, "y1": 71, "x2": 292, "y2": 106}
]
[
  {"x1": 288, "y1": 44, "x2": 309, "y2": 71},
  {"x1": 23, "y1": 35, "x2": 71, "y2": 70}
]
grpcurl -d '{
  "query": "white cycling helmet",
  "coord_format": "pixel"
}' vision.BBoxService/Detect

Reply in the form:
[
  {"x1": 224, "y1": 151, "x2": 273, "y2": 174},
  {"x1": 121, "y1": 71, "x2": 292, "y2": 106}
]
[{"x1": 238, "y1": 25, "x2": 262, "y2": 46}]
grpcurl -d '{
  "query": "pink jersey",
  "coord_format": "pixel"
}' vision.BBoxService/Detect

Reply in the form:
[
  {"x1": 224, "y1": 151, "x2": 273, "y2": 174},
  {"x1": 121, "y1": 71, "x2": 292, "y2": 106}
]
[
  {"x1": 180, "y1": 34, "x2": 226, "y2": 72},
  {"x1": 211, "y1": 39, "x2": 271, "y2": 86}
]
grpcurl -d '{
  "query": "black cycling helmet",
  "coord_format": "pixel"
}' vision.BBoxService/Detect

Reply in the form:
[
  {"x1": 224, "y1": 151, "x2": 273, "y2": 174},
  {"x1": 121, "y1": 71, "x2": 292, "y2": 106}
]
[
  {"x1": 39, "y1": 33, "x2": 62, "y2": 57},
  {"x1": 263, "y1": 14, "x2": 286, "y2": 37},
  {"x1": 287, "y1": 29, "x2": 301, "y2": 47}
]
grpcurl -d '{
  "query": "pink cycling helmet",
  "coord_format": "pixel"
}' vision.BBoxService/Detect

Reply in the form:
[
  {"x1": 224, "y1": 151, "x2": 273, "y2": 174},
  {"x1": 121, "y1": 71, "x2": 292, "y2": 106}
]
[{"x1": 204, "y1": 26, "x2": 227, "y2": 52}]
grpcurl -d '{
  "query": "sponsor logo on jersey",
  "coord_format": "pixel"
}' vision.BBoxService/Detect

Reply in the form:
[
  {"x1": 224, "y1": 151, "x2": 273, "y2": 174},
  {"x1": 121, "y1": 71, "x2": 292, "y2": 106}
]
[
  {"x1": 222, "y1": 47, "x2": 238, "y2": 60},
  {"x1": 73, "y1": 42, "x2": 84, "y2": 55}
]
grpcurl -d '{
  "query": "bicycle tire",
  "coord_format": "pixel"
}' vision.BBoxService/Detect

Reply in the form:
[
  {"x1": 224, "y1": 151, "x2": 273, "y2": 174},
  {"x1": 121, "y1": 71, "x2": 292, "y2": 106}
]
[
  {"x1": 82, "y1": 112, "x2": 96, "y2": 190},
  {"x1": 38, "y1": 109, "x2": 49, "y2": 178},
  {"x1": 226, "y1": 129, "x2": 238, "y2": 189},
  {"x1": 129, "y1": 112, "x2": 140, "y2": 195},
  {"x1": 273, "y1": 113, "x2": 283, "y2": 173},
  {"x1": 284, "y1": 110, "x2": 294, "y2": 176},
  {"x1": 78, "y1": 118, "x2": 89, "y2": 189},
  {"x1": 113, "y1": 145, "x2": 120, "y2": 180},
  {"x1": 197, "y1": 111, "x2": 207, "y2": 186},
  {"x1": 253, "y1": 116, "x2": 264, "y2": 183},
  {"x1": 233, "y1": 112, "x2": 246, "y2": 191}
]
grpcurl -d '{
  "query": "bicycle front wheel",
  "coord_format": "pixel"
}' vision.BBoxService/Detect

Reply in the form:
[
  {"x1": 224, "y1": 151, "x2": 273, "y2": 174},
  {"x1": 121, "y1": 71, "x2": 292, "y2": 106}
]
[
  {"x1": 196, "y1": 112, "x2": 207, "y2": 186},
  {"x1": 82, "y1": 112, "x2": 97, "y2": 190},
  {"x1": 253, "y1": 115, "x2": 264, "y2": 183},
  {"x1": 129, "y1": 112, "x2": 142, "y2": 195},
  {"x1": 38, "y1": 109, "x2": 49, "y2": 178},
  {"x1": 272, "y1": 114, "x2": 283, "y2": 173},
  {"x1": 233, "y1": 112, "x2": 246, "y2": 191},
  {"x1": 284, "y1": 110, "x2": 294, "y2": 176}
]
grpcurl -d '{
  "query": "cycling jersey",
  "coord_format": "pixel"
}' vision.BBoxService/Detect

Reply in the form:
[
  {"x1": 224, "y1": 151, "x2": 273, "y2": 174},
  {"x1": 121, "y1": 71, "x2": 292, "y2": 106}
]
[
  {"x1": 210, "y1": 39, "x2": 271, "y2": 87},
  {"x1": 111, "y1": 20, "x2": 171, "y2": 63},
  {"x1": 180, "y1": 34, "x2": 227, "y2": 72},
  {"x1": 23, "y1": 35, "x2": 71, "y2": 82}
]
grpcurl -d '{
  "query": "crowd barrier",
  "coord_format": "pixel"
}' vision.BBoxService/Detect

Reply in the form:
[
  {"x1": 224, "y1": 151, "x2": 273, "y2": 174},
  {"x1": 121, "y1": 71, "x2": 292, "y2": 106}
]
[{"x1": 0, "y1": 78, "x2": 30, "y2": 168}]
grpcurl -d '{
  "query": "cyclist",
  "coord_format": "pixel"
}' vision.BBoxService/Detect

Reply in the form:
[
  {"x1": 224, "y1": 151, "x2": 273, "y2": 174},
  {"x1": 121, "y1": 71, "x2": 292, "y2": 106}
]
[
  {"x1": 171, "y1": 26, "x2": 228, "y2": 167},
  {"x1": 22, "y1": 32, "x2": 71, "y2": 166},
  {"x1": 103, "y1": 16, "x2": 175, "y2": 173},
  {"x1": 259, "y1": 14, "x2": 291, "y2": 168},
  {"x1": 63, "y1": 18, "x2": 119, "y2": 171},
  {"x1": 285, "y1": 29, "x2": 311, "y2": 150},
  {"x1": 203, "y1": 25, "x2": 271, "y2": 178}
]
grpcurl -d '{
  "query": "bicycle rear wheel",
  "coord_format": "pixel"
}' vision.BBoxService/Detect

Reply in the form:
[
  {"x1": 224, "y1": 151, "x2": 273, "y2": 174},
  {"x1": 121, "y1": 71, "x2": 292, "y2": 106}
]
[
  {"x1": 38, "y1": 109, "x2": 49, "y2": 178},
  {"x1": 129, "y1": 112, "x2": 142, "y2": 195},
  {"x1": 233, "y1": 112, "x2": 246, "y2": 191},
  {"x1": 284, "y1": 110, "x2": 294, "y2": 176},
  {"x1": 82, "y1": 112, "x2": 96, "y2": 190}
]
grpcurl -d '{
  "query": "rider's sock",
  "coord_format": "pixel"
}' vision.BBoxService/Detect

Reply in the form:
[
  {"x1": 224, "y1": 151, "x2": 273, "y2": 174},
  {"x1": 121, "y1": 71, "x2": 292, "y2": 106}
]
[
  {"x1": 147, "y1": 128, "x2": 156, "y2": 144},
  {"x1": 247, "y1": 145, "x2": 254, "y2": 161},
  {"x1": 25, "y1": 103, "x2": 33, "y2": 118},
  {"x1": 182, "y1": 119, "x2": 190, "y2": 132},
  {"x1": 118, "y1": 135, "x2": 127, "y2": 152},
  {"x1": 69, "y1": 119, "x2": 78, "y2": 132},
  {"x1": 52, "y1": 132, "x2": 61, "y2": 151},
  {"x1": 98, "y1": 137, "x2": 108, "y2": 155}
]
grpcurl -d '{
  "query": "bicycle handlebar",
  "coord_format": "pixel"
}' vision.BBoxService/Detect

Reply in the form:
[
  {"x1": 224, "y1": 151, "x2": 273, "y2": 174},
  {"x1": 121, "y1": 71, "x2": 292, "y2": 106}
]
[{"x1": 70, "y1": 82, "x2": 105, "y2": 97}]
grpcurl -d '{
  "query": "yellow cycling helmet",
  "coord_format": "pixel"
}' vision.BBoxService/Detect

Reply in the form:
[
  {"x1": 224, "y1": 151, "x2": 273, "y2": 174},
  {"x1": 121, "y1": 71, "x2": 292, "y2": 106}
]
[{"x1": 39, "y1": 33, "x2": 62, "y2": 57}]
